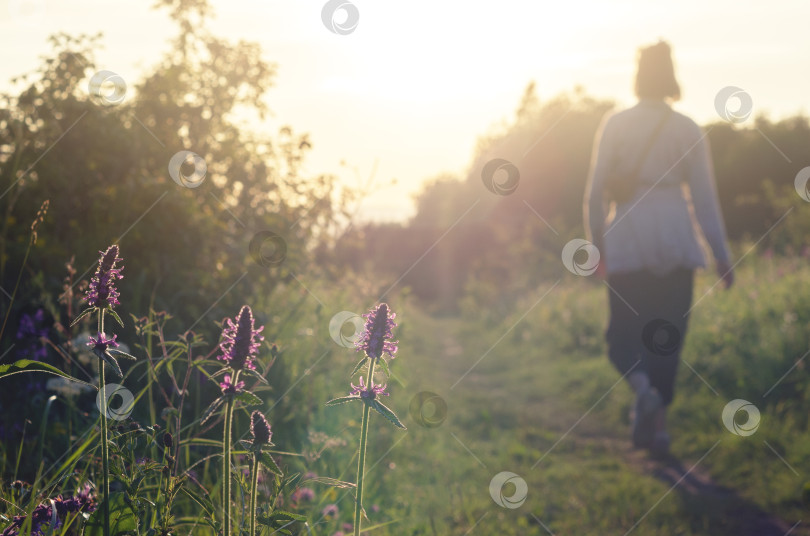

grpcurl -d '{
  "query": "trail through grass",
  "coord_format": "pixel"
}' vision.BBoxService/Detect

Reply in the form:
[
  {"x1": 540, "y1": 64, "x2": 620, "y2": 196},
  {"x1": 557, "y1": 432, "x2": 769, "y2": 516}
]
[{"x1": 356, "y1": 259, "x2": 810, "y2": 535}]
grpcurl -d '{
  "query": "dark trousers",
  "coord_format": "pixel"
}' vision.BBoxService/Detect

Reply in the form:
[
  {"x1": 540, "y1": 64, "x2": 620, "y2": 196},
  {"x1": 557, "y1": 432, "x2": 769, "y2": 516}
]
[{"x1": 605, "y1": 268, "x2": 694, "y2": 406}]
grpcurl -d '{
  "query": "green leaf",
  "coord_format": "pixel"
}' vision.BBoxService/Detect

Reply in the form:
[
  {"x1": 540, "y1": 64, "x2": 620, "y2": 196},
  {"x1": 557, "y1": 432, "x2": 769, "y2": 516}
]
[
  {"x1": 200, "y1": 396, "x2": 225, "y2": 425},
  {"x1": 84, "y1": 492, "x2": 139, "y2": 535},
  {"x1": 210, "y1": 367, "x2": 229, "y2": 378},
  {"x1": 377, "y1": 356, "x2": 391, "y2": 378},
  {"x1": 257, "y1": 509, "x2": 305, "y2": 530},
  {"x1": 233, "y1": 390, "x2": 262, "y2": 406},
  {"x1": 325, "y1": 395, "x2": 362, "y2": 406},
  {"x1": 365, "y1": 399, "x2": 407, "y2": 429},
  {"x1": 108, "y1": 308, "x2": 125, "y2": 328},
  {"x1": 70, "y1": 307, "x2": 97, "y2": 327},
  {"x1": 0, "y1": 360, "x2": 96, "y2": 390},
  {"x1": 100, "y1": 351, "x2": 123, "y2": 378},
  {"x1": 250, "y1": 384, "x2": 273, "y2": 395},
  {"x1": 109, "y1": 349, "x2": 137, "y2": 361},
  {"x1": 258, "y1": 451, "x2": 283, "y2": 475},
  {"x1": 238, "y1": 439, "x2": 272, "y2": 452},
  {"x1": 241, "y1": 368, "x2": 269, "y2": 385},
  {"x1": 350, "y1": 356, "x2": 368, "y2": 377}
]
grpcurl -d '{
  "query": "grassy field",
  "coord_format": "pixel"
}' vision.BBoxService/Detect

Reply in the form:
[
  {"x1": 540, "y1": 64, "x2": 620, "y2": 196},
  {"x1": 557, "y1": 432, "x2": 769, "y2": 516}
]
[
  {"x1": 3, "y1": 254, "x2": 809, "y2": 535},
  {"x1": 310, "y1": 254, "x2": 810, "y2": 535}
]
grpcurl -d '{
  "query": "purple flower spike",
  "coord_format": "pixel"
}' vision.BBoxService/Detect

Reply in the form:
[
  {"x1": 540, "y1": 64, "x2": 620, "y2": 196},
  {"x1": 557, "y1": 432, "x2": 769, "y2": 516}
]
[
  {"x1": 218, "y1": 305, "x2": 265, "y2": 371},
  {"x1": 16, "y1": 309, "x2": 49, "y2": 361},
  {"x1": 88, "y1": 332, "x2": 119, "y2": 352},
  {"x1": 219, "y1": 374, "x2": 245, "y2": 395},
  {"x1": 16, "y1": 309, "x2": 47, "y2": 340},
  {"x1": 250, "y1": 411, "x2": 272, "y2": 446},
  {"x1": 84, "y1": 245, "x2": 123, "y2": 309},
  {"x1": 355, "y1": 303, "x2": 398, "y2": 360},
  {"x1": 350, "y1": 376, "x2": 389, "y2": 399}
]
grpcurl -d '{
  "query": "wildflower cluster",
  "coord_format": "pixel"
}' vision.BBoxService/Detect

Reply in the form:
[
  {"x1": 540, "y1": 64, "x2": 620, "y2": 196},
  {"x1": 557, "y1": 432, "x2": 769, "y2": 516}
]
[
  {"x1": 1, "y1": 244, "x2": 305, "y2": 536},
  {"x1": 201, "y1": 305, "x2": 292, "y2": 536},
  {"x1": 1, "y1": 484, "x2": 96, "y2": 536},
  {"x1": 71, "y1": 245, "x2": 134, "y2": 536}
]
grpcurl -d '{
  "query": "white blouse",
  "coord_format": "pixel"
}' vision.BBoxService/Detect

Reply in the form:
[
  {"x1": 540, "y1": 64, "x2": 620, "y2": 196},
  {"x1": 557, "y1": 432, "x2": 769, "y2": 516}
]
[{"x1": 584, "y1": 100, "x2": 731, "y2": 275}]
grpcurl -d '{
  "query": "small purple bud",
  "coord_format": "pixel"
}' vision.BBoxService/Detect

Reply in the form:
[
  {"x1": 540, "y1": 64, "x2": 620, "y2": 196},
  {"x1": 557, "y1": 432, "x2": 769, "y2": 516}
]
[{"x1": 250, "y1": 411, "x2": 272, "y2": 446}]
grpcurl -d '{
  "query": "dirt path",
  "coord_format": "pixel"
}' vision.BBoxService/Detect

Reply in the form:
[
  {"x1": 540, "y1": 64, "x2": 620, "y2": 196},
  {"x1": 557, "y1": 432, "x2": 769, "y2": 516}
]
[
  {"x1": 578, "y1": 432, "x2": 800, "y2": 536},
  {"x1": 435, "y1": 318, "x2": 803, "y2": 536}
]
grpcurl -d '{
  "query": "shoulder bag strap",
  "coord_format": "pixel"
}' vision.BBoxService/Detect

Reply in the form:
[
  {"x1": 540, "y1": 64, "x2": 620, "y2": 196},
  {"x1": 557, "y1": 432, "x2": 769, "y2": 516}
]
[{"x1": 628, "y1": 108, "x2": 673, "y2": 185}]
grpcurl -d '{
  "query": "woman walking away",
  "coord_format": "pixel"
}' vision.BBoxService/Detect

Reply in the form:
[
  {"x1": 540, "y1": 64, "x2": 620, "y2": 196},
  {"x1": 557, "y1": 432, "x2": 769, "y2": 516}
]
[{"x1": 583, "y1": 41, "x2": 734, "y2": 456}]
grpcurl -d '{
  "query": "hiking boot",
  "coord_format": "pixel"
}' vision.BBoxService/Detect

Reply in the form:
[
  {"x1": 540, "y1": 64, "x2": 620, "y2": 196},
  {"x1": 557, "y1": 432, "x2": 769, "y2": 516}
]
[
  {"x1": 632, "y1": 388, "x2": 662, "y2": 448},
  {"x1": 649, "y1": 431, "x2": 671, "y2": 458}
]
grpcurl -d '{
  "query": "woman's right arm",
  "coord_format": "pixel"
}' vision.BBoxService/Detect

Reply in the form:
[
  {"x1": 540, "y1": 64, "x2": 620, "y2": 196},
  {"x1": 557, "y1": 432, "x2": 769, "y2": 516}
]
[{"x1": 686, "y1": 122, "x2": 734, "y2": 288}]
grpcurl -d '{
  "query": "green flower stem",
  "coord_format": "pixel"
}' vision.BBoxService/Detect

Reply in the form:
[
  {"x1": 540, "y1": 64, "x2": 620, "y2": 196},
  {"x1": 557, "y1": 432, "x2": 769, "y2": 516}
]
[
  {"x1": 222, "y1": 370, "x2": 239, "y2": 536},
  {"x1": 249, "y1": 452, "x2": 260, "y2": 536},
  {"x1": 97, "y1": 309, "x2": 110, "y2": 536},
  {"x1": 354, "y1": 358, "x2": 376, "y2": 536}
]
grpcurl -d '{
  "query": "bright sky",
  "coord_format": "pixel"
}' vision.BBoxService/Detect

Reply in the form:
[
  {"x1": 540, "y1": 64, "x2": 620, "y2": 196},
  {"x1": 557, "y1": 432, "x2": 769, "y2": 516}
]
[{"x1": 2, "y1": 0, "x2": 808, "y2": 222}]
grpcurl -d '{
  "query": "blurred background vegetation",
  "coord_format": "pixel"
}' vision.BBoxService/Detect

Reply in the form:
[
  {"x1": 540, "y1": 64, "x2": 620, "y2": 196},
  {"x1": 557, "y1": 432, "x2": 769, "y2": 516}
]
[{"x1": 1, "y1": 0, "x2": 810, "y2": 534}]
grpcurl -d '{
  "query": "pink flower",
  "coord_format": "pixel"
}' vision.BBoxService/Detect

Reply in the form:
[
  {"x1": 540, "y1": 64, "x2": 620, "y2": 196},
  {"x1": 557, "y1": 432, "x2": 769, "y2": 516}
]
[
  {"x1": 291, "y1": 487, "x2": 315, "y2": 503},
  {"x1": 321, "y1": 503, "x2": 338, "y2": 519},
  {"x1": 350, "y1": 376, "x2": 388, "y2": 399},
  {"x1": 88, "y1": 332, "x2": 119, "y2": 352},
  {"x1": 219, "y1": 374, "x2": 245, "y2": 395}
]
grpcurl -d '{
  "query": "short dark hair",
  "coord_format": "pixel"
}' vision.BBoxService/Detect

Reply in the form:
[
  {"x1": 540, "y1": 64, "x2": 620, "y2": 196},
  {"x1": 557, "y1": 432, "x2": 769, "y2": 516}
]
[{"x1": 634, "y1": 41, "x2": 681, "y2": 101}]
